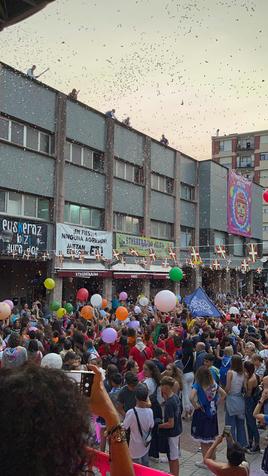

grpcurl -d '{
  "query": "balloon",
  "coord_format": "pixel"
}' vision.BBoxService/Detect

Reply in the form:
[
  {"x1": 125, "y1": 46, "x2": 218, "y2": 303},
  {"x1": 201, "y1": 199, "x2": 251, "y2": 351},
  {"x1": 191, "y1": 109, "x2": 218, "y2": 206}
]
[
  {"x1": 116, "y1": 306, "x2": 129, "y2": 321},
  {"x1": 169, "y1": 267, "x2": 184, "y2": 282},
  {"x1": 139, "y1": 296, "x2": 149, "y2": 307},
  {"x1": 56, "y1": 307, "x2": 66, "y2": 319},
  {"x1": 134, "y1": 305, "x2": 141, "y2": 315},
  {"x1": 51, "y1": 300, "x2": 61, "y2": 312},
  {"x1": 44, "y1": 278, "x2": 55, "y2": 290},
  {"x1": 102, "y1": 328, "x2": 118, "y2": 344},
  {"x1": 90, "y1": 294, "x2": 102, "y2": 308},
  {"x1": 0, "y1": 302, "x2": 11, "y2": 320},
  {"x1": 3, "y1": 299, "x2": 14, "y2": 310},
  {"x1": 128, "y1": 320, "x2": 140, "y2": 329},
  {"x1": 102, "y1": 298, "x2": 108, "y2": 309},
  {"x1": 80, "y1": 305, "x2": 94, "y2": 320},
  {"x1": 263, "y1": 190, "x2": 268, "y2": 203},
  {"x1": 154, "y1": 290, "x2": 177, "y2": 313},
  {"x1": 112, "y1": 298, "x2": 119, "y2": 309},
  {"x1": 76, "y1": 288, "x2": 89, "y2": 302},
  {"x1": 119, "y1": 291, "x2": 128, "y2": 301},
  {"x1": 100, "y1": 309, "x2": 107, "y2": 318},
  {"x1": 64, "y1": 303, "x2": 74, "y2": 314}
]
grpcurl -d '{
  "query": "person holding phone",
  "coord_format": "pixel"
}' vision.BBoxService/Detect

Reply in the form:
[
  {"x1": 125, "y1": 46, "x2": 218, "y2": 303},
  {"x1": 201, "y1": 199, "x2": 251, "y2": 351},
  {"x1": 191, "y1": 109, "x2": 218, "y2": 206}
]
[{"x1": 204, "y1": 433, "x2": 249, "y2": 475}]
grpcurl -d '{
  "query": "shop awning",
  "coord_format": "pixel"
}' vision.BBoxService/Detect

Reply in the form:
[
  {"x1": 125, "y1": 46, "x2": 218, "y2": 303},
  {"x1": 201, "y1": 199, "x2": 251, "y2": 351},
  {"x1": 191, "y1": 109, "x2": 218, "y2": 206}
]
[{"x1": 56, "y1": 261, "x2": 112, "y2": 278}]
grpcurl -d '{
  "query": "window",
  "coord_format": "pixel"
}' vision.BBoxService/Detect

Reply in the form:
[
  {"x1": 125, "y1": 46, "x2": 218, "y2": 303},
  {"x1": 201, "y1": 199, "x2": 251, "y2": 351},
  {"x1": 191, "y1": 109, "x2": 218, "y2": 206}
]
[
  {"x1": 219, "y1": 140, "x2": 232, "y2": 152},
  {"x1": 151, "y1": 173, "x2": 174, "y2": 194},
  {"x1": 39, "y1": 132, "x2": 50, "y2": 154},
  {"x1": 113, "y1": 213, "x2": 141, "y2": 235},
  {"x1": 64, "y1": 202, "x2": 103, "y2": 229},
  {"x1": 261, "y1": 153, "x2": 268, "y2": 161},
  {"x1": 7, "y1": 192, "x2": 22, "y2": 215},
  {"x1": 181, "y1": 183, "x2": 195, "y2": 201},
  {"x1": 180, "y1": 226, "x2": 194, "y2": 248},
  {"x1": 233, "y1": 236, "x2": 244, "y2": 256},
  {"x1": 260, "y1": 135, "x2": 268, "y2": 147},
  {"x1": 26, "y1": 127, "x2": 39, "y2": 150},
  {"x1": 114, "y1": 159, "x2": 143, "y2": 184},
  {"x1": 238, "y1": 156, "x2": 254, "y2": 168},
  {"x1": 0, "y1": 116, "x2": 9, "y2": 140},
  {"x1": 263, "y1": 226, "x2": 268, "y2": 232},
  {"x1": 65, "y1": 140, "x2": 104, "y2": 172},
  {"x1": 151, "y1": 220, "x2": 173, "y2": 240},
  {"x1": 11, "y1": 121, "x2": 24, "y2": 146},
  {"x1": 214, "y1": 231, "x2": 226, "y2": 247},
  {"x1": 37, "y1": 198, "x2": 49, "y2": 220},
  {"x1": 264, "y1": 208, "x2": 268, "y2": 214},
  {"x1": 0, "y1": 190, "x2": 6, "y2": 212},
  {"x1": 24, "y1": 195, "x2": 37, "y2": 217},
  {"x1": 237, "y1": 138, "x2": 254, "y2": 150}
]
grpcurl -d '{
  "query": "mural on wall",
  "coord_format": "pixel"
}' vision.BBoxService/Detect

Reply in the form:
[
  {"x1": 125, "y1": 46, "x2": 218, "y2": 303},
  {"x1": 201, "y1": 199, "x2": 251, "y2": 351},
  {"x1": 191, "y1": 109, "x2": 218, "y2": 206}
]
[{"x1": 227, "y1": 170, "x2": 252, "y2": 237}]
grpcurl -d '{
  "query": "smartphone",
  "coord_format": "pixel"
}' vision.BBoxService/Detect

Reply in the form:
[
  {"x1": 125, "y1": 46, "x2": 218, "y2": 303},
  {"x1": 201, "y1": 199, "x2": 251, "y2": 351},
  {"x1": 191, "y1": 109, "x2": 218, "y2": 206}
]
[
  {"x1": 222, "y1": 425, "x2": 232, "y2": 437},
  {"x1": 65, "y1": 370, "x2": 94, "y2": 397}
]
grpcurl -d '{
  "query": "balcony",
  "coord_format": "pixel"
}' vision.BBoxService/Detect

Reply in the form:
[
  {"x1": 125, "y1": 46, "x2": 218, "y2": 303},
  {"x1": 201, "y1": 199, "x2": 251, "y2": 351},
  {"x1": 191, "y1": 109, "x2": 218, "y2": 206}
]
[{"x1": 236, "y1": 141, "x2": 254, "y2": 151}]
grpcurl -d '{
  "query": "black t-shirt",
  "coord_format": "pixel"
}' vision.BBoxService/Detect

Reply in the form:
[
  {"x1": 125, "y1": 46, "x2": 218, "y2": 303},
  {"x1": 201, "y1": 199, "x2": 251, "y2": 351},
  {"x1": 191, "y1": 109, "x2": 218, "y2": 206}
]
[
  {"x1": 117, "y1": 385, "x2": 136, "y2": 412},
  {"x1": 164, "y1": 394, "x2": 182, "y2": 437},
  {"x1": 153, "y1": 359, "x2": 165, "y2": 372}
]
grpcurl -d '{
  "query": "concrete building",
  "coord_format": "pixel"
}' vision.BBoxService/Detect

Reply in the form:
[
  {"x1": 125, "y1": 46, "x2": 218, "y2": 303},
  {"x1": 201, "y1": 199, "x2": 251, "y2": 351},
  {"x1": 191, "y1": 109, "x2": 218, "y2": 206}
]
[
  {"x1": 212, "y1": 130, "x2": 268, "y2": 254},
  {"x1": 0, "y1": 62, "x2": 263, "y2": 305}
]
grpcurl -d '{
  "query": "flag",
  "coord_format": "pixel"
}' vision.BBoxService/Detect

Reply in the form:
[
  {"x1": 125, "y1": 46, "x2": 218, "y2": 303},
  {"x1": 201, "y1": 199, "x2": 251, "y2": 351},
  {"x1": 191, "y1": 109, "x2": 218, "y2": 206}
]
[{"x1": 184, "y1": 287, "x2": 221, "y2": 318}]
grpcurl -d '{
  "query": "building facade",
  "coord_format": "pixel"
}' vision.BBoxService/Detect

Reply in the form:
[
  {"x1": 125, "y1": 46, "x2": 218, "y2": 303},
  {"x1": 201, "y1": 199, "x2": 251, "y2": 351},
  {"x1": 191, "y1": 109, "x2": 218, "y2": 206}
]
[
  {"x1": 0, "y1": 62, "x2": 263, "y2": 305},
  {"x1": 212, "y1": 131, "x2": 268, "y2": 254}
]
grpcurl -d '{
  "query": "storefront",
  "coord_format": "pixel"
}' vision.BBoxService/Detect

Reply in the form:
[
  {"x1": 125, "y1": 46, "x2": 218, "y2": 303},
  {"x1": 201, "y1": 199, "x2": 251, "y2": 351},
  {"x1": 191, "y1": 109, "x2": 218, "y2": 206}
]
[
  {"x1": 0, "y1": 215, "x2": 50, "y2": 303},
  {"x1": 56, "y1": 265, "x2": 112, "y2": 302}
]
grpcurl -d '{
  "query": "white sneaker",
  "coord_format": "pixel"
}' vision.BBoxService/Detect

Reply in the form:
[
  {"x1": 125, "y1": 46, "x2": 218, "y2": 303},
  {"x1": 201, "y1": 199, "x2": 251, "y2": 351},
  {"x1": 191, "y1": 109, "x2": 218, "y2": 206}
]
[
  {"x1": 159, "y1": 456, "x2": 168, "y2": 463},
  {"x1": 195, "y1": 461, "x2": 208, "y2": 469}
]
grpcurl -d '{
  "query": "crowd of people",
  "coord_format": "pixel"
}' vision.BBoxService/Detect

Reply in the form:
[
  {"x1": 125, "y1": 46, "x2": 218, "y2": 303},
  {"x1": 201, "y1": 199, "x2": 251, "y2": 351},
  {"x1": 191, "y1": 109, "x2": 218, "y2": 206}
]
[{"x1": 1, "y1": 292, "x2": 268, "y2": 475}]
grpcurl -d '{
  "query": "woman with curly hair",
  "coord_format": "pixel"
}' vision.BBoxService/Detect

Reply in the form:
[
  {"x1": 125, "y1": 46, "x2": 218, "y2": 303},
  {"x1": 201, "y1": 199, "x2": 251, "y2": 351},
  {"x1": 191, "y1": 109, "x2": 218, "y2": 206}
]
[{"x1": 0, "y1": 363, "x2": 134, "y2": 476}]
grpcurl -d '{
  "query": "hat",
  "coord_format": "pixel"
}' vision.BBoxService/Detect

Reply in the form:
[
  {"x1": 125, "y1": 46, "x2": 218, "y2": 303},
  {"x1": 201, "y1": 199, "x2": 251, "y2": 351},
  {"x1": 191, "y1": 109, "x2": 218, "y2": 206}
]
[{"x1": 41, "y1": 353, "x2": 63, "y2": 369}]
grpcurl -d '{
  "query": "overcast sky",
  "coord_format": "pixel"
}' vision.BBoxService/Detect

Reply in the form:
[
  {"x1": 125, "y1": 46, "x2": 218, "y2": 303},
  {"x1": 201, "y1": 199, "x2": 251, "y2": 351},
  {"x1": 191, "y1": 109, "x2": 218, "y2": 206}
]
[{"x1": 1, "y1": 0, "x2": 268, "y2": 159}]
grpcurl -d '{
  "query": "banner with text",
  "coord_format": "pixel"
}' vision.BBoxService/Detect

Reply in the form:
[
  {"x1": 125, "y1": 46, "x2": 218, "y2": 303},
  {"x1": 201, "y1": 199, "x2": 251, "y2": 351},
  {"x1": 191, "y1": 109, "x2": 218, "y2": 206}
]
[
  {"x1": 0, "y1": 216, "x2": 48, "y2": 256},
  {"x1": 115, "y1": 233, "x2": 174, "y2": 258},
  {"x1": 56, "y1": 224, "x2": 112, "y2": 259},
  {"x1": 227, "y1": 170, "x2": 252, "y2": 237}
]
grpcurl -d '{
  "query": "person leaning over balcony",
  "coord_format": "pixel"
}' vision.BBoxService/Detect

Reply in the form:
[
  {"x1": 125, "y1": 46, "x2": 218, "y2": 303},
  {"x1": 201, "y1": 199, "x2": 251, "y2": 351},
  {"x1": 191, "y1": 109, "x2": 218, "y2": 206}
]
[{"x1": 0, "y1": 363, "x2": 134, "y2": 476}]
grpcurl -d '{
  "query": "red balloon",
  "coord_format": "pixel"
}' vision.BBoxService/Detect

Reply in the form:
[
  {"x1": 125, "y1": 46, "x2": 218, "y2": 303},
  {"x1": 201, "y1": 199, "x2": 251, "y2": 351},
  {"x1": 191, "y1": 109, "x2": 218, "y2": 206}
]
[
  {"x1": 263, "y1": 190, "x2": 268, "y2": 203},
  {"x1": 76, "y1": 288, "x2": 89, "y2": 302}
]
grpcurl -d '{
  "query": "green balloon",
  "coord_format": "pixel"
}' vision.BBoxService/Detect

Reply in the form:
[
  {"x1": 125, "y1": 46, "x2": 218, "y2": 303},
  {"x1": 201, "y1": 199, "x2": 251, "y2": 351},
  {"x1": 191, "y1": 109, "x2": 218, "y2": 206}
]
[
  {"x1": 64, "y1": 303, "x2": 74, "y2": 314},
  {"x1": 50, "y1": 300, "x2": 61, "y2": 312},
  {"x1": 169, "y1": 267, "x2": 184, "y2": 282}
]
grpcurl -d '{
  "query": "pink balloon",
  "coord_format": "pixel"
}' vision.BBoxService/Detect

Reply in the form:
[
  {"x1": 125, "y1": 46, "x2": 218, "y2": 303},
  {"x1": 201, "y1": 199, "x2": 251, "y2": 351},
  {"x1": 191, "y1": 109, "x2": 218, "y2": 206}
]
[
  {"x1": 0, "y1": 302, "x2": 12, "y2": 320},
  {"x1": 101, "y1": 328, "x2": 117, "y2": 344},
  {"x1": 154, "y1": 290, "x2": 177, "y2": 313},
  {"x1": 3, "y1": 299, "x2": 14, "y2": 310},
  {"x1": 119, "y1": 291, "x2": 128, "y2": 301}
]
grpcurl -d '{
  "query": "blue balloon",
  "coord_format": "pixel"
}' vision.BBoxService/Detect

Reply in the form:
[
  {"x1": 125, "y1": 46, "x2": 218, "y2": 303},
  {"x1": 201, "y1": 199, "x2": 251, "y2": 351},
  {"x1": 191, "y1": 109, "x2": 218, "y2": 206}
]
[
  {"x1": 100, "y1": 310, "x2": 106, "y2": 318},
  {"x1": 112, "y1": 298, "x2": 119, "y2": 309}
]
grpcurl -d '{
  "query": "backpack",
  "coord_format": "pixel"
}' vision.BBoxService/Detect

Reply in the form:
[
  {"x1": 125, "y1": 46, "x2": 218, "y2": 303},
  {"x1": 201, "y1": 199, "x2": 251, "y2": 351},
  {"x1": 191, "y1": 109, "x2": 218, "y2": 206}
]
[{"x1": 219, "y1": 356, "x2": 231, "y2": 386}]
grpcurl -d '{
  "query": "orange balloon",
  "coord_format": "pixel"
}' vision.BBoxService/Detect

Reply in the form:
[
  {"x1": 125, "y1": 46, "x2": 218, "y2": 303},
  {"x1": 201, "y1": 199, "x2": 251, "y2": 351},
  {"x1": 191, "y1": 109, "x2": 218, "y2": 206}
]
[
  {"x1": 116, "y1": 306, "x2": 128, "y2": 321},
  {"x1": 80, "y1": 305, "x2": 94, "y2": 320},
  {"x1": 102, "y1": 298, "x2": 108, "y2": 309}
]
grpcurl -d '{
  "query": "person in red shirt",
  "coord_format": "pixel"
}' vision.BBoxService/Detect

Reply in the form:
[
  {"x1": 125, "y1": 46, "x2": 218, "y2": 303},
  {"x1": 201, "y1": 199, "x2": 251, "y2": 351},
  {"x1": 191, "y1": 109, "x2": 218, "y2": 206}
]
[{"x1": 129, "y1": 337, "x2": 153, "y2": 371}]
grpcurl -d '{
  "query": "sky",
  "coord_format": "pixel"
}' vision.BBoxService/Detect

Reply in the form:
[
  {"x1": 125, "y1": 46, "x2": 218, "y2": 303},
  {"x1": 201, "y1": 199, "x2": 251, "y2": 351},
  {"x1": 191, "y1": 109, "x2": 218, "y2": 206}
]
[{"x1": 1, "y1": 0, "x2": 268, "y2": 160}]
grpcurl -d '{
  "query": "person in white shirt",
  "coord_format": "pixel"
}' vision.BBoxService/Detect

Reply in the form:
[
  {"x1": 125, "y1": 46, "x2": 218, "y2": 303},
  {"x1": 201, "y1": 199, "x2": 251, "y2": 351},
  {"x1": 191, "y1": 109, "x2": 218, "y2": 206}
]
[{"x1": 123, "y1": 384, "x2": 154, "y2": 466}]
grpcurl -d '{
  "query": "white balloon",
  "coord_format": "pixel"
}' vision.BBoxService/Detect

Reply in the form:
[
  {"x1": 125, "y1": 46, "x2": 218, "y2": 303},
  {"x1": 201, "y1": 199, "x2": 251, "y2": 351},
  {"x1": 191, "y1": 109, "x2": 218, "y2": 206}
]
[
  {"x1": 154, "y1": 290, "x2": 177, "y2": 313},
  {"x1": 134, "y1": 305, "x2": 141, "y2": 315},
  {"x1": 139, "y1": 296, "x2": 149, "y2": 307},
  {"x1": 90, "y1": 294, "x2": 102, "y2": 308}
]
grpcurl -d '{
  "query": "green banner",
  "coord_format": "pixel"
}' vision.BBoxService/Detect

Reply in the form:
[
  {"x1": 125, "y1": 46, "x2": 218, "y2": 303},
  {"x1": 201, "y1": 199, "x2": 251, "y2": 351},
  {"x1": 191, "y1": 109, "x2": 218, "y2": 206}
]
[{"x1": 115, "y1": 233, "x2": 174, "y2": 258}]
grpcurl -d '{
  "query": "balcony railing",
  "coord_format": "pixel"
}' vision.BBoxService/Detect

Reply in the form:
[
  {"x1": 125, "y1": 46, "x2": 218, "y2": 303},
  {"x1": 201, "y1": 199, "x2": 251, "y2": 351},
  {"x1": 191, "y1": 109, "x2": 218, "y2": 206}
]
[{"x1": 237, "y1": 142, "x2": 254, "y2": 151}]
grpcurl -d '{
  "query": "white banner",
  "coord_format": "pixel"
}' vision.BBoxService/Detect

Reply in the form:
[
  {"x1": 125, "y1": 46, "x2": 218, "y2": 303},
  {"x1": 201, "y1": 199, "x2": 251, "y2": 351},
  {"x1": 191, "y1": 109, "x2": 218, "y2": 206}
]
[{"x1": 56, "y1": 223, "x2": 112, "y2": 259}]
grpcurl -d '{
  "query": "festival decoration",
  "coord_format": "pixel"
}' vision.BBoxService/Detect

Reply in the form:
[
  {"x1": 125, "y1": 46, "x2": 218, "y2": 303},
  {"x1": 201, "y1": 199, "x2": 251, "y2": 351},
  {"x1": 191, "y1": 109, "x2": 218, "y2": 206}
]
[
  {"x1": 190, "y1": 247, "x2": 202, "y2": 265},
  {"x1": 64, "y1": 303, "x2": 74, "y2": 314},
  {"x1": 116, "y1": 306, "x2": 129, "y2": 321},
  {"x1": 212, "y1": 259, "x2": 221, "y2": 270},
  {"x1": 248, "y1": 243, "x2": 258, "y2": 263},
  {"x1": 0, "y1": 302, "x2": 12, "y2": 320},
  {"x1": 112, "y1": 249, "x2": 120, "y2": 261},
  {"x1": 3, "y1": 299, "x2": 14, "y2": 310},
  {"x1": 139, "y1": 296, "x2": 149, "y2": 306},
  {"x1": 90, "y1": 294, "x2": 102, "y2": 308},
  {"x1": 119, "y1": 291, "x2": 128, "y2": 301},
  {"x1": 256, "y1": 267, "x2": 262, "y2": 274},
  {"x1": 112, "y1": 297, "x2": 120, "y2": 309},
  {"x1": 128, "y1": 320, "x2": 140, "y2": 329},
  {"x1": 51, "y1": 300, "x2": 61, "y2": 312},
  {"x1": 80, "y1": 305, "x2": 94, "y2": 320},
  {"x1": 129, "y1": 248, "x2": 139, "y2": 256},
  {"x1": 102, "y1": 298, "x2": 108, "y2": 309},
  {"x1": 101, "y1": 328, "x2": 117, "y2": 344},
  {"x1": 184, "y1": 287, "x2": 221, "y2": 318},
  {"x1": 56, "y1": 307, "x2": 66, "y2": 319},
  {"x1": 76, "y1": 288, "x2": 89, "y2": 302},
  {"x1": 215, "y1": 245, "x2": 226, "y2": 259},
  {"x1": 263, "y1": 190, "x2": 268, "y2": 203},
  {"x1": 154, "y1": 290, "x2": 177, "y2": 313},
  {"x1": 100, "y1": 310, "x2": 107, "y2": 318},
  {"x1": 79, "y1": 251, "x2": 85, "y2": 264},
  {"x1": 241, "y1": 259, "x2": 250, "y2": 273},
  {"x1": 169, "y1": 267, "x2": 184, "y2": 282},
  {"x1": 44, "y1": 278, "x2": 55, "y2": 290},
  {"x1": 168, "y1": 247, "x2": 176, "y2": 261},
  {"x1": 95, "y1": 249, "x2": 102, "y2": 261},
  {"x1": 228, "y1": 171, "x2": 252, "y2": 237},
  {"x1": 149, "y1": 248, "x2": 156, "y2": 261},
  {"x1": 162, "y1": 259, "x2": 169, "y2": 268}
]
